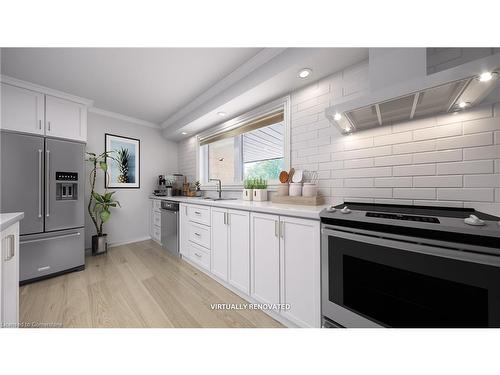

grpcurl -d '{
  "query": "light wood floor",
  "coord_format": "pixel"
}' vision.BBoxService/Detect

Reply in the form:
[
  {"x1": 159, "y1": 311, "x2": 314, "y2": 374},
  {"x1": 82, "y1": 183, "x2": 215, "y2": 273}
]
[{"x1": 19, "y1": 240, "x2": 283, "y2": 328}]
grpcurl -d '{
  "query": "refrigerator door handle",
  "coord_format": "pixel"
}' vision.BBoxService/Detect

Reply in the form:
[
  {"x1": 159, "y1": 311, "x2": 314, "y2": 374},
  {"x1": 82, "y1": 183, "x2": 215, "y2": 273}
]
[
  {"x1": 38, "y1": 149, "x2": 42, "y2": 218},
  {"x1": 46, "y1": 149, "x2": 50, "y2": 217},
  {"x1": 20, "y1": 232, "x2": 81, "y2": 245}
]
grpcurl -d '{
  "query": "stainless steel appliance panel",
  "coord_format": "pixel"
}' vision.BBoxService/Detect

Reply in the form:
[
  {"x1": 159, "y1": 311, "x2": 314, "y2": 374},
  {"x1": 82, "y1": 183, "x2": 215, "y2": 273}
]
[
  {"x1": 19, "y1": 228, "x2": 85, "y2": 283},
  {"x1": 161, "y1": 201, "x2": 179, "y2": 256},
  {"x1": 45, "y1": 138, "x2": 84, "y2": 232},
  {"x1": 0, "y1": 132, "x2": 45, "y2": 235}
]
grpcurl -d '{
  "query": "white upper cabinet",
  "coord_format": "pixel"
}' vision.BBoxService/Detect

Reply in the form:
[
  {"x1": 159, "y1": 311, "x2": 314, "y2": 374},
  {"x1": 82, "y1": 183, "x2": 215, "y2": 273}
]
[
  {"x1": 228, "y1": 210, "x2": 250, "y2": 294},
  {"x1": 1, "y1": 83, "x2": 44, "y2": 135},
  {"x1": 45, "y1": 95, "x2": 87, "y2": 142},
  {"x1": 211, "y1": 208, "x2": 229, "y2": 281},
  {"x1": 280, "y1": 216, "x2": 321, "y2": 328},
  {"x1": 250, "y1": 212, "x2": 280, "y2": 306}
]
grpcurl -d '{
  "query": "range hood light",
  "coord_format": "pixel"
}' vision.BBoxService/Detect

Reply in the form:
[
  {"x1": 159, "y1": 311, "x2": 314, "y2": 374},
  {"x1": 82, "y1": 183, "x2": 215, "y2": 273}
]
[
  {"x1": 298, "y1": 68, "x2": 312, "y2": 79},
  {"x1": 458, "y1": 101, "x2": 471, "y2": 109},
  {"x1": 479, "y1": 72, "x2": 495, "y2": 82},
  {"x1": 334, "y1": 113, "x2": 342, "y2": 121},
  {"x1": 181, "y1": 131, "x2": 188, "y2": 135}
]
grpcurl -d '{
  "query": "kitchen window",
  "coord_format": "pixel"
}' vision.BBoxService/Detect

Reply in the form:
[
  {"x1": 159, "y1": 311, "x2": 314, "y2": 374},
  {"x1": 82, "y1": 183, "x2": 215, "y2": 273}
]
[{"x1": 198, "y1": 97, "x2": 290, "y2": 187}]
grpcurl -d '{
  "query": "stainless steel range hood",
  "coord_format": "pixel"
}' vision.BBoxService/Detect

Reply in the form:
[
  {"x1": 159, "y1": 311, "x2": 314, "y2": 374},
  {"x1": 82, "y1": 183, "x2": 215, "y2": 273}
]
[{"x1": 325, "y1": 49, "x2": 500, "y2": 134}]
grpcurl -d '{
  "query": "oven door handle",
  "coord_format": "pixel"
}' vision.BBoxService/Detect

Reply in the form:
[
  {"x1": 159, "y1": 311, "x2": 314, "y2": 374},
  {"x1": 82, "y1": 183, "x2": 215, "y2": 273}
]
[{"x1": 322, "y1": 227, "x2": 500, "y2": 267}]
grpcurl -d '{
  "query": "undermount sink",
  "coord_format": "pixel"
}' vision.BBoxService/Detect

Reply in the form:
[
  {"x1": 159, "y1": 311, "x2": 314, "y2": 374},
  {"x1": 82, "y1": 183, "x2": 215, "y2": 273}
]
[{"x1": 203, "y1": 197, "x2": 238, "y2": 201}]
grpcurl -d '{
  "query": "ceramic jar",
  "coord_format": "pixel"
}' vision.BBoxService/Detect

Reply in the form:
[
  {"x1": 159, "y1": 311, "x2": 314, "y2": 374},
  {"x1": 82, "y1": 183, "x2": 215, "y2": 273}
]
[
  {"x1": 253, "y1": 189, "x2": 268, "y2": 201},
  {"x1": 302, "y1": 183, "x2": 318, "y2": 197},
  {"x1": 276, "y1": 183, "x2": 289, "y2": 196},
  {"x1": 289, "y1": 182, "x2": 302, "y2": 197},
  {"x1": 243, "y1": 189, "x2": 253, "y2": 201}
]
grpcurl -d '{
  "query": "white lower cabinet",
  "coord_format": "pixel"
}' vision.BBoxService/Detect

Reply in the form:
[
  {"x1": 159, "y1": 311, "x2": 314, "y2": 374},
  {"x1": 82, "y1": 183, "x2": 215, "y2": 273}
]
[
  {"x1": 211, "y1": 208, "x2": 250, "y2": 294},
  {"x1": 250, "y1": 212, "x2": 280, "y2": 306},
  {"x1": 179, "y1": 203, "x2": 190, "y2": 258},
  {"x1": 149, "y1": 199, "x2": 161, "y2": 244},
  {"x1": 1, "y1": 221, "x2": 20, "y2": 327}
]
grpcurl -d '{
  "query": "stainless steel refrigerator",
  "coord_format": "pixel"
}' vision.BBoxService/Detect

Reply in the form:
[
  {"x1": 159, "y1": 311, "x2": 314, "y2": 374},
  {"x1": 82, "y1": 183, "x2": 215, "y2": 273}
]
[{"x1": 1, "y1": 131, "x2": 85, "y2": 284}]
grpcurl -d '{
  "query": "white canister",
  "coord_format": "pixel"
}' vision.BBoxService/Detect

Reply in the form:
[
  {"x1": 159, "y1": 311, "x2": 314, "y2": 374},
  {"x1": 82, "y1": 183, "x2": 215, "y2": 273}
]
[
  {"x1": 289, "y1": 182, "x2": 302, "y2": 197},
  {"x1": 276, "y1": 183, "x2": 289, "y2": 196},
  {"x1": 253, "y1": 189, "x2": 268, "y2": 201},
  {"x1": 302, "y1": 183, "x2": 318, "y2": 197},
  {"x1": 243, "y1": 189, "x2": 253, "y2": 201}
]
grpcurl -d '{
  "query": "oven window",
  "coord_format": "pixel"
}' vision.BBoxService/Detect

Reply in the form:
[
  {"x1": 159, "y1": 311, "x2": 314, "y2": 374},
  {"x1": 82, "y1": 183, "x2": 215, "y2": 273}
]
[{"x1": 341, "y1": 255, "x2": 488, "y2": 328}]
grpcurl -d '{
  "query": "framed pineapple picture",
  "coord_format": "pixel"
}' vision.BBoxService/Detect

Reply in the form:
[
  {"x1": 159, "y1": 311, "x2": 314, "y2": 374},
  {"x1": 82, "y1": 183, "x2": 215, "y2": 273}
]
[{"x1": 105, "y1": 133, "x2": 140, "y2": 189}]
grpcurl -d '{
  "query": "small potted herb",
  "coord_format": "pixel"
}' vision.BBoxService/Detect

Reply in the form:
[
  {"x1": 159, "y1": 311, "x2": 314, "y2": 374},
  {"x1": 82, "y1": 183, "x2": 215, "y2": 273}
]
[
  {"x1": 193, "y1": 180, "x2": 202, "y2": 197},
  {"x1": 252, "y1": 178, "x2": 268, "y2": 201},
  {"x1": 243, "y1": 178, "x2": 254, "y2": 201}
]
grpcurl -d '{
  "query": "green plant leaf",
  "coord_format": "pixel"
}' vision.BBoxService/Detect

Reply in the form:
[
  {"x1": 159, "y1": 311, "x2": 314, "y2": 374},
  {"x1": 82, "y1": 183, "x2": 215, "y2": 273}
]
[
  {"x1": 100, "y1": 209, "x2": 111, "y2": 223},
  {"x1": 99, "y1": 162, "x2": 108, "y2": 171}
]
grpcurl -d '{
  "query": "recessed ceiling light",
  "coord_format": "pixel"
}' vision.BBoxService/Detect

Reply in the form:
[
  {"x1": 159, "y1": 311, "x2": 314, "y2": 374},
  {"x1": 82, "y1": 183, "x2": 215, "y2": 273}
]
[
  {"x1": 217, "y1": 112, "x2": 227, "y2": 117},
  {"x1": 458, "y1": 101, "x2": 471, "y2": 109},
  {"x1": 298, "y1": 68, "x2": 312, "y2": 79},
  {"x1": 479, "y1": 72, "x2": 494, "y2": 82},
  {"x1": 334, "y1": 113, "x2": 342, "y2": 121},
  {"x1": 181, "y1": 131, "x2": 187, "y2": 135}
]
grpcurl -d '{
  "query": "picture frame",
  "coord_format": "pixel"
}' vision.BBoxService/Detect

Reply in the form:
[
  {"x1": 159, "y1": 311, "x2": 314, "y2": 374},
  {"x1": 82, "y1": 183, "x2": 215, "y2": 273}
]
[{"x1": 105, "y1": 133, "x2": 140, "y2": 189}]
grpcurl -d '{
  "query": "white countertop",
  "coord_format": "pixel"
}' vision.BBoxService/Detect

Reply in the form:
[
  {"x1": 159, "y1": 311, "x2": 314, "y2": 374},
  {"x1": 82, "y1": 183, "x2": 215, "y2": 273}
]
[
  {"x1": 150, "y1": 196, "x2": 327, "y2": 220},
  {"x1": 0, "y1": 212, "x2": 24, "y2": 231}
]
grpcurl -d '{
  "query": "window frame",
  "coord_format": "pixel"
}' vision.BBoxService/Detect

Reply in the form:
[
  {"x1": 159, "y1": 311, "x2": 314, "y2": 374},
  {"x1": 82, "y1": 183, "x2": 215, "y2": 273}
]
[{"x1": 198, "y1": 95, "x2": 291, "y2": 190}]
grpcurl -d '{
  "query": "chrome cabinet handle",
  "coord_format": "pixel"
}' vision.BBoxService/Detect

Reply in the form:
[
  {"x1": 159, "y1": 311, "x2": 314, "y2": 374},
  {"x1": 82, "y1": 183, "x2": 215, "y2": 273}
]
[
  {"x1": 274, "y1": 220, "x2": 279, "y2": 237},
  {"x1": 194, "y1": 211, "x2": 201, "y2": 215},
  {"x1": 3, "y1": 234, "x2": 15, "y2": 261},
  {"x1": 223, "y1": 212, "x2": 227, "y2": 225},
  {"x1": 38, "y1": 149, "x2": 42, "y2": 218},
  {"x1": 194, "y1": 232, "x2": 201, "y2": 237},
  {"x1": 46, "y1": 149, "x2": 50, "y2": 217},
  {"x1": 280, "y1": 221, "x2": 284, "y2": 238},
  {"x1": 227, "y1": 212, "x2": 230, "y2": 225},
  {"x1": 20, "y1": 232, "x2": 80, "y2": 245},
  {"x1": 47, "y1": 121, "x2": 51, "y2": 131},
  {"x1": 194, "y1": 252, "x2": 202, "y2": 258},
  {"x1": 39, "y1": 119, "x2": 42, "y2": 130}
]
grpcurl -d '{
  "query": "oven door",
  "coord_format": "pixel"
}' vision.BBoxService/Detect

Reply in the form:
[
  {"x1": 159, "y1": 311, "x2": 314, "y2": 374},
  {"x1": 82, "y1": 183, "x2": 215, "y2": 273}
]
[{"x1": 321, "y1": 226, "x2": 500, "y2": 328}]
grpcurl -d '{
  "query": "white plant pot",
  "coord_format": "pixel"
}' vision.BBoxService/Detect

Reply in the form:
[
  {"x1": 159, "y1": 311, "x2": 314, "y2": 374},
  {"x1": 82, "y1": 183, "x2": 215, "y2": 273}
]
[
  {"x1": 243, "y1": 189, "x2": 253, "y2": 201},
  {"x1": 253, "y1": 189, "x2": 268, "y2": 201}
]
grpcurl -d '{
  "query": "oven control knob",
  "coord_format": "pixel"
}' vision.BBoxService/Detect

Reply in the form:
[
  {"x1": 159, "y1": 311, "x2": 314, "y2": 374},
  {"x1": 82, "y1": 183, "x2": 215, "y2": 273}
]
[
  {"x1": 340, "y1": 206, "x2": 351, "y2": 214},
  {"x1": 464, "y1": 214, "x2": 485, "y2": 226},
  {"x1": 326, "y1": 205, "x2": 336, "y2": 212}
]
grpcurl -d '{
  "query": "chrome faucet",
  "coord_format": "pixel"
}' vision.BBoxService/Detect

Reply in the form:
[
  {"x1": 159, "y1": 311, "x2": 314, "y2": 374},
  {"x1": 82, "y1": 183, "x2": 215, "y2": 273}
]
[{"x1": 209, "y1": 178, "x2": 222, "y2": 199}]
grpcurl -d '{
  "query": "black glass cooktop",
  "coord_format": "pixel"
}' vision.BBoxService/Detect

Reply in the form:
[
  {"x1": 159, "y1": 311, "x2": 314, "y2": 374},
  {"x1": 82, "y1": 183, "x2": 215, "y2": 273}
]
[
  {"x1": 366, "y1": 212, "x2": 440, "y2": 223},
  {"x1": 333, "y1": 202, "x2": 499, "y2": 221}
]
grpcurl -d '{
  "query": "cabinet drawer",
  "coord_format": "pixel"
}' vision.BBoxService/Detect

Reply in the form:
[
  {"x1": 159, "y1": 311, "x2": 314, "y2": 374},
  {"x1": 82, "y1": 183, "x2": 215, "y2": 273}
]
[
  {"x1": 188, "y1": 222, "x2": 211, "y2": 249},
  {"x1": 152, "y1": 200, "x2": 161, "y2": 213},
  {"x1": 187, "y1": 204, "x2": 211, "y2": 226},
  {"x1": 153, "y1": 226, "x2": 161, "y2": 242},
  {"x1": 189, "y1": 242, "x2": 211, "y2": 271},
  {"x1": 153, "y1": 211, "x2": 161, "y2": 227}
]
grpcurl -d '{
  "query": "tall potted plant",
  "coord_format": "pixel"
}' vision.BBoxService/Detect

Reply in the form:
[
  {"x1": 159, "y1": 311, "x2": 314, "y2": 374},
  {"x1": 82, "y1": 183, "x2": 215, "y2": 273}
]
[{"x1": 86, "y1": 151, "x2": 121, "y2": 255}]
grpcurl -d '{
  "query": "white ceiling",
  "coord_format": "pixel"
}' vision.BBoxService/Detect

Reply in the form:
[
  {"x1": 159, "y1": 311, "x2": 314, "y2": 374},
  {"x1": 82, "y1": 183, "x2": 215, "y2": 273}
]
[{"x1": 0, "y1": 47, "x2": 263, "y2": 123}]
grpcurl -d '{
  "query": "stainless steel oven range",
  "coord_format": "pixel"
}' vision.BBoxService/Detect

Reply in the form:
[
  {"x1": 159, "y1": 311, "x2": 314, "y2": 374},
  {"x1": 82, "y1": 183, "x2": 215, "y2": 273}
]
[{"x1": 320, "y1": 202, "x2": 500, "y2": 328}]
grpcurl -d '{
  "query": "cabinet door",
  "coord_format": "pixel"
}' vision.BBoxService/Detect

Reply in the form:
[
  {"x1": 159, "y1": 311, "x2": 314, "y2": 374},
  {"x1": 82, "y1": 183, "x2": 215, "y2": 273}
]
[
  {"x1": 228, "y1": 210, "x2": 250, "y2": 294},
  {"x1": 250, "y1": 212, "x2": 280, "y2": 306},
  {"x1": 179, "y1": 204, "x2": 190, "y2": 258},
  {"x1": 280, "y1": 216, "x2": 321, "y2": 328},
  {"x1": 1, "y1": 222, "x2": 19, "y2": 326},
  {"x1": 45, "y1": 95, "x2": 87, "y2": 141},
  {"x1": 211, "y1": 207, "x2": 228, "y2": 281},
  {"x1": 1, "y1": 83, "x2": 44, "y2": 135}
]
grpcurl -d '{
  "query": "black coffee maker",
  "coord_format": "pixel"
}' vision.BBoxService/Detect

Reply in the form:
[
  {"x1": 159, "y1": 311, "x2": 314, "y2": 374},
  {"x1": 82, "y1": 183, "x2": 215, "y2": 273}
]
[{"x1": 154, "y1": 175, "x2": 168, "y2": 196}]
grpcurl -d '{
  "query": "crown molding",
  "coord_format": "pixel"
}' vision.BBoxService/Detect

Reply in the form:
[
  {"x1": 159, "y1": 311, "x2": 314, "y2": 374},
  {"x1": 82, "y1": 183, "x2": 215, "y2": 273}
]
[
  {"x1": 88, "y1": 107, "x2": 160, "y2": 129},
  {"x1": 0, "y1": 74, "x2": 94, "y2": 106}
]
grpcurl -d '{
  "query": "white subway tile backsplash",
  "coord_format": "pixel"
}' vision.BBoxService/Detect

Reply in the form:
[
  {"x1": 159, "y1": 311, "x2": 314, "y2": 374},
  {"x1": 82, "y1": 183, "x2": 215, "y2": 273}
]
[
  {"x1": 373, "y1": 131, "x2": 412, "y2": 146},
  {"x1": 344, "y1": 178, "x2": 374, "y2": 188},
  {"x1": 435, "y1": 104, "x2": 493, "y2": 126},
  {"x1": 463, "y1": 174, "x2": 500, "y2": 187},
  {"x1": 413, "y1": 149, "x2": 462, "y2": 164},
  {"x1": 463, "y1": 145, "x2": 500, "y2": 160},
  {"x1": 374, "y1": 198, "x2": 413, "y2": 205},
  {"x1": 392, "y1": 139, "x2": 437, "y2": 155},
  {"x1": 344, "y1": 137, "x2": 373, "y2": 150},
  {"x1": 436, "y1": 132, "x2": 493, "y2": 150},
  {"x1": 413, "y1": 175, "x2": 462, "y2": 188},
  {"x1": 374, "y1": 177, "x2": 412, "y2": 188},
  {"x1": 374, "y1": 154, "x2": 413, "y2": 166},
  {"x1": 344, "y1": 158, "x2": 374, "y2": 169},
  {"x1": 495, "y1": 131, "x2": 500, "y2": 144},
  {"x1": 319, "y1": 161, "x2": 343, "y2": 170},
  {"x1": 463, "y1": 117, "x2": 500, "y2": 134},
  {"x1": 496, "y1": 188, "x2": 500, "y2": 202},
  {"x1": 392, "y1": 116, "x2": 437, "y2": 133},
  {"x1": 463, "y1": 202, "x2": 500, "y2": 216},
  {"x1": 333, "y1": 188, "x2": 393, "y2": 198},
  {"x1": 393, "y1": 164, "x2": 436, "y2": 176},
  {"x1": 437, "y1": 160, "x2": 494, "y2": 175},
  {"x1": 334, "y1": 167, "x2": 392, "y2": 178},
  {"x1": 332, "y1": 146, "x2": 392, "y2": 161},
  {"x1": 393, "y1": 188, "x2": 436, "y2": 199},
  {"x1": 438, "y1": 188, "x2": 494, "y2": 202},
  {"x1": 496, "y1": 160, "x2": 500, "y2": 173},
  {"x1": 413, "y1": 123, "x2": 462, "y2": 141},
  {"x1": 413, "y1": 200, "x2": 464, "y2": 208}
]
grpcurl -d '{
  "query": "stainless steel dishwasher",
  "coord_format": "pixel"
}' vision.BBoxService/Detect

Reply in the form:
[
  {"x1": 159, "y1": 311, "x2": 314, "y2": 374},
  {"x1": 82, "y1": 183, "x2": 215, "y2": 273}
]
[{"x1": 160, "y1": 200, "x2": 179, "y2": 256}]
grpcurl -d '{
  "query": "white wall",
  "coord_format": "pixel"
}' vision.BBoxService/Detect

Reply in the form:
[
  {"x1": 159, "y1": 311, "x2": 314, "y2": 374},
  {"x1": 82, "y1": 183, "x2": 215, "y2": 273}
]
[
  {"x1": 177, "y1": 60, "x2": 500, "y2": 216},
  {"x1": 85, "y1": 112, "x2": 178, "y2": 248}
]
